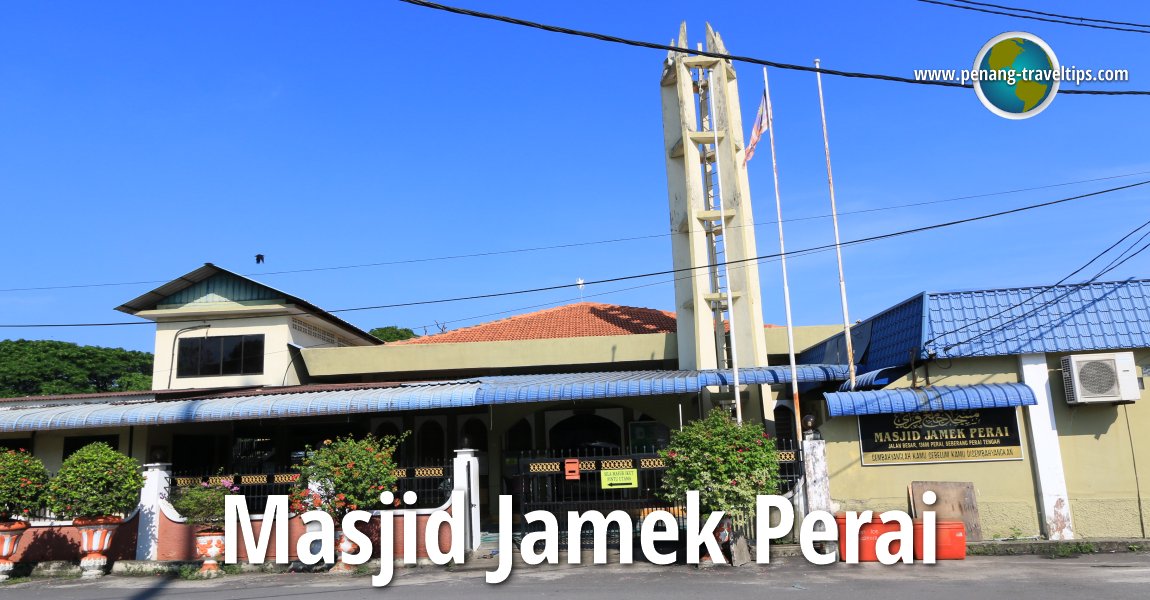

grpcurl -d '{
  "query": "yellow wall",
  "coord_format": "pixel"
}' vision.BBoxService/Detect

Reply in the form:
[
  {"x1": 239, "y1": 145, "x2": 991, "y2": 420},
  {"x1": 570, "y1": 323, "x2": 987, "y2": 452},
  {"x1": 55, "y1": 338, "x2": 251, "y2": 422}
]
[
  {"x1": 303, "y1": 333, "x2": 676, "y2": 376},
  {"x1": 822, "y1": 357, "x2": 1042, "y2": 538},
  {"x1": 1048, "y1": 350, "x2": 1150, "y2": 538}
]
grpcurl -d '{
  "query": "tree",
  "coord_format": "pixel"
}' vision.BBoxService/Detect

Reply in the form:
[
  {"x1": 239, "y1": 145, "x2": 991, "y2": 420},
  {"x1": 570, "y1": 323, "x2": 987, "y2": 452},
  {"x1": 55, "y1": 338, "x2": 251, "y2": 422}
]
[
  {"x1": 0, "y1": 340, "x2": 153, "y2": 397},
  {"x1": 368, "y1": 326, "x2": 418, "y2": 343},
  {"x1": 659, "y1": 409, "x2": 780, "y2": 517}
]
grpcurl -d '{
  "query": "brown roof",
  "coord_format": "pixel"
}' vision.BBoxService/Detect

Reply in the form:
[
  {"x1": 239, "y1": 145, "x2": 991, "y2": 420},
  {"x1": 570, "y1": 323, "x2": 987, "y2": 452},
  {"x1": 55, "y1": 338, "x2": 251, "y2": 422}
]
[{"x1": 396, "y1": 302, "x2": 678, "y2": 345}]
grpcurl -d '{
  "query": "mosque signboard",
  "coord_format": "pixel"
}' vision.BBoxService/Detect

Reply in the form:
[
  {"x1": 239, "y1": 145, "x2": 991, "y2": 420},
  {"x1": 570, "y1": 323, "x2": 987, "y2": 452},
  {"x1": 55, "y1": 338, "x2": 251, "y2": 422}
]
[{"x1": 858, "y1": 409, "x2": 1023, "y2": 466}]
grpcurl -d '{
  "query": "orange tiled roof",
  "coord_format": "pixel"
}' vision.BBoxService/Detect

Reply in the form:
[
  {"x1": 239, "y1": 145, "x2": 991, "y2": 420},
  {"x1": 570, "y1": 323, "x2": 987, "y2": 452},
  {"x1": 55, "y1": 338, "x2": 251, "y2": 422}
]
[{"x1": 395, "y1": 302, "x2": 678, "y2": 345}]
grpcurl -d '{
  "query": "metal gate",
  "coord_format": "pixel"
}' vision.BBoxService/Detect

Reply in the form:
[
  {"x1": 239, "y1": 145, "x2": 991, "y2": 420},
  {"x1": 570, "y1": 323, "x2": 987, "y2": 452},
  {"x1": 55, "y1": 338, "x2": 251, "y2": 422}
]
[{"x1": 509, "y1": 440, "x2": 801, "y2": 548}]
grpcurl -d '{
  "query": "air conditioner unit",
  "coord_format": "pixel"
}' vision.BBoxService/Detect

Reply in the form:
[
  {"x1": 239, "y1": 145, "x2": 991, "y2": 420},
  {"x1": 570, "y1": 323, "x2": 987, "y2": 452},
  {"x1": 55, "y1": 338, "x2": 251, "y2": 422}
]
[{"x1": 1061, "y1": 352, "x2": 1141, "y2": 405}]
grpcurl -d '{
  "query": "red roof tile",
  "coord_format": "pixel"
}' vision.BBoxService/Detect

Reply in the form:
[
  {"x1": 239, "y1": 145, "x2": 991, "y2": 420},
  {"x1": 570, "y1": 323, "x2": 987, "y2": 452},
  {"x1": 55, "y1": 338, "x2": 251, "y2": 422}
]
[{"x1": 396, "y1": 302, "x2": 678, "y2": 345}]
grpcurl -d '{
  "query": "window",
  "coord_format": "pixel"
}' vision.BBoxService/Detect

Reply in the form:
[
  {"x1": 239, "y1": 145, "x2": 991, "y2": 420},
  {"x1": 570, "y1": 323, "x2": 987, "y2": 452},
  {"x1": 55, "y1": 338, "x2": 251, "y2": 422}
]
[
  {"x1": 63, "y1": 435, "x2": 119, "y2": 459},
  {"x1": 0, "y1": 439, "x2": 33, "y2": 452},
  {"x1": 177, "y1": 334, "x2": 265, "y2": 377}
]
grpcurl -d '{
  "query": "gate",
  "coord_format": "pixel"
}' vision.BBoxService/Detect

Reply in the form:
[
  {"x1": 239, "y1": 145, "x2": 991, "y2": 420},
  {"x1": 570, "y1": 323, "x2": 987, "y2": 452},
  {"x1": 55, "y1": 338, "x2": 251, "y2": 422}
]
[{"x1": 509, "y1": 440, "x2": 801, "y2": 548}]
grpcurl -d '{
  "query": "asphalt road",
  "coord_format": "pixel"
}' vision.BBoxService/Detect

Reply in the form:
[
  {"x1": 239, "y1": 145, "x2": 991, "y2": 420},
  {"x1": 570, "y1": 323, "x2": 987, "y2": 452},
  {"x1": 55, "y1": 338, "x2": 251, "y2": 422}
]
[{"x1": 5, "y1": 553, "x2": 1150, "y2": 600}]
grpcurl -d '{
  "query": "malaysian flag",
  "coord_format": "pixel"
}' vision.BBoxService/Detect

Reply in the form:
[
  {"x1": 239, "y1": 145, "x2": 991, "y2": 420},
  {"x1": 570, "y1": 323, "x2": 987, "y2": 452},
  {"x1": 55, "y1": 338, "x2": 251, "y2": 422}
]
[{"x1": 743, "y1": 90, "x2": 769, "y2": 166}]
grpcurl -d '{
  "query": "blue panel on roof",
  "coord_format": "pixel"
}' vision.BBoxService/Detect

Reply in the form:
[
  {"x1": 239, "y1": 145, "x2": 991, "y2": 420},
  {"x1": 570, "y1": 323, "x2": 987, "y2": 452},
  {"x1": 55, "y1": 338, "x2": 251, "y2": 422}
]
[
  {"x1": 924, "y1": 280, "x2": 1150, "y2": 357},
  {"x1": 799, "y1": 294, "x2": 924, "y2": 374},
  {"x1": 823, "y1": 383, "x2": 1036, "y2": 416}
]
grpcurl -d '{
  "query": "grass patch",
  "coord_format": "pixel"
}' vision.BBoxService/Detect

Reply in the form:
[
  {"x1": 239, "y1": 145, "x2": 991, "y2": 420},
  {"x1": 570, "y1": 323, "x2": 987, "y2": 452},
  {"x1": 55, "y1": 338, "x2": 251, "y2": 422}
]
[
  {"x1": 1047, "y1": 542, "x2": 1096, "y2": 559},
  {"x1": 967, "y1": 544, "x2": 1019, "y2": 556}
]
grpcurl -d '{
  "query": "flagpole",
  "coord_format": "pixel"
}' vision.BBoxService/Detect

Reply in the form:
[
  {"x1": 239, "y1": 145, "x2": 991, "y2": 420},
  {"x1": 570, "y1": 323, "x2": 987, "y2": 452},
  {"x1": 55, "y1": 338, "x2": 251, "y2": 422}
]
[
  {"x1": 815, "y1": 59, "x2": 857, "y2": 391},
  {"x1": 761, "y1": 67, "x2": 804, "y2": 441},
  {"x1": 707, "y1": 67, "x2": 742, "y2": 424}
]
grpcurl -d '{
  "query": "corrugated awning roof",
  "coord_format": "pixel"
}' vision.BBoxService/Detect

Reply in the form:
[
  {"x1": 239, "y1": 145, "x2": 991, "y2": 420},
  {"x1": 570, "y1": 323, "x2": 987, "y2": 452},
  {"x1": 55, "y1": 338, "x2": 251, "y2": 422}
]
[
  {"x1": 823, "y1": 383, "x2": 1036, "y2": 417},
  {"x1": 0, "y1": 365, "x2": 849, "y2": 433}
]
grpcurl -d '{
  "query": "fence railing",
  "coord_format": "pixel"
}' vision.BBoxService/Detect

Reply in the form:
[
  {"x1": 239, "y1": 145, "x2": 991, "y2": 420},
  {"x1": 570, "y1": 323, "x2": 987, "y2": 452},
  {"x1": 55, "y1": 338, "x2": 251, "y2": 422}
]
[
  {"x1": 171, "y1": 460, "x2": 453, "y2": 515},
  {"x1": 510, "y1": 440, "x2": 802, "y2": 548}
]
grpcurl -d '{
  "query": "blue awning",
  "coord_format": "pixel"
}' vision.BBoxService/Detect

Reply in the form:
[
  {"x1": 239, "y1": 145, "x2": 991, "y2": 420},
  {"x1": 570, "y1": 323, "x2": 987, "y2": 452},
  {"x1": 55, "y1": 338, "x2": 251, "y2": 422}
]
[
  {"x1": 823, "y1": 383, "x2": 1036, "y2": 417},
  {"x1": 0, "y1": 365, "x2": 850, "y2": 433},
  {"x1": 475, "y1": 365, "x2": 850, "y2": 404}
]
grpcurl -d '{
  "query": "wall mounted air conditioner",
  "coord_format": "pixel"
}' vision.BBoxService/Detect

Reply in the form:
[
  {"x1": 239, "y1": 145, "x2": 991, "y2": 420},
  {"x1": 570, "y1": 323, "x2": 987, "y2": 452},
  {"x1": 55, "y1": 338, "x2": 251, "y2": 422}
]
[{"x1": 1061, "y1": 352, "x2": 1141, "y2": 405}]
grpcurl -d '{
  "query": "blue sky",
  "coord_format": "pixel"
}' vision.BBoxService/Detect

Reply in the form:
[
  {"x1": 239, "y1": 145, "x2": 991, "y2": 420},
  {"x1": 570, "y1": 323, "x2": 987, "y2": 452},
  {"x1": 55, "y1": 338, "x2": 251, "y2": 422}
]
[{"x1": 1, "y1": 1, "x2": 1147, "y2": 353}]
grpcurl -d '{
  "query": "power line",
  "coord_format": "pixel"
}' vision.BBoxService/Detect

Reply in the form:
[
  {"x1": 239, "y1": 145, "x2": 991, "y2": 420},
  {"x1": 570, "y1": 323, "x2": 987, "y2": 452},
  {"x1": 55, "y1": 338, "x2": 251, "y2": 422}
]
[
  {"x1": 952, "y1": 0, "x2": 1150, "y2": 29},
  {"x1": 398, "y1": 0, "x2": 1150, "y2": 95},
  {"x1": 933, "y1": 235, "x2": 1150, "y2": 354},
  {"x1": 918, "y1": 0, "x2": 1150, "y2": 34},
  {"x1": 3, "y1": 179, "x2": 1146, "y2": 329},
  {"x1": 5, "y1": 169, "x2": 1149, "y2": 294},
  {"x1": 923, "y1": 216, "x2": 1150, "y2": 351}
]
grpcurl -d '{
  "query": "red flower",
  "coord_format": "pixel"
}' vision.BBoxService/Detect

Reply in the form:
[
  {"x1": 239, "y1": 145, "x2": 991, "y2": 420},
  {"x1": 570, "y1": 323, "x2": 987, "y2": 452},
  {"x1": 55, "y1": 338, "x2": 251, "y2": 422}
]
[{"x1": 667, "y1": 450, "x2": 678, "y2": 458}]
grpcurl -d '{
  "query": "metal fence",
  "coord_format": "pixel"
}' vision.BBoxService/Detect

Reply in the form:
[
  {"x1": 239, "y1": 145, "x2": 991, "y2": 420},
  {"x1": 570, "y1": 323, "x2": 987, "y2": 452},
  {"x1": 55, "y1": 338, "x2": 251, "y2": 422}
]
[
  {"x1": 509, "y1": 441, "x2": 802, "y2": 548},
  {"x1": 171, "y1": 460, "x2": 453, "y2": 515}
]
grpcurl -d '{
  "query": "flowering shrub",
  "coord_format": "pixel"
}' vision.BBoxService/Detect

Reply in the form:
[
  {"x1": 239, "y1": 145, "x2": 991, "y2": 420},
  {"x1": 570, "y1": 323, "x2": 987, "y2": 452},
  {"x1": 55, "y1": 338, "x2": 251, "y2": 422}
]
[
  {"x1": 168, "y1": 477, "x2": 240, "y2": 529},
  {"x1": 290, "y1": 433, "x2": 406, "y2": 518},
  {"x1": 0, "y1": 449, "x2": 49, "y2": 521},
  {"x1": 659, "y1": 409, "x2": 780, "y2": 516},
  {"x1": 45, "y1": 442, "x2": 145, "y2": 519}
]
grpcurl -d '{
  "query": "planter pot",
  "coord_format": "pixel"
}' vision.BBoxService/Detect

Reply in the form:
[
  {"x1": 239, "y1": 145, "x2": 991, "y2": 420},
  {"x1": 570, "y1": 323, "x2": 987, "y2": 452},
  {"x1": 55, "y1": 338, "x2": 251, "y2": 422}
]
[
  {"x1": 0, "y1": 520, "x2": 30, "y2": 582},
  {"x1": 73, "y1": 516, "x2": 122, "y2": 579},
  {"x1": 194, "y1": 529, "x2": 226, "y2": 574},
  {"x1": 329, "y1": 529, "x2": 359, "y2": 573}
]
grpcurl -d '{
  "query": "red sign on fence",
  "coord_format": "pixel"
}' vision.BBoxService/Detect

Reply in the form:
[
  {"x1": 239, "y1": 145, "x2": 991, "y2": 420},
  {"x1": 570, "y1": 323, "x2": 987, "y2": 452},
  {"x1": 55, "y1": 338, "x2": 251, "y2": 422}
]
[{"x1": 564, "y1": 458, "x2": 580, "y2": 480}]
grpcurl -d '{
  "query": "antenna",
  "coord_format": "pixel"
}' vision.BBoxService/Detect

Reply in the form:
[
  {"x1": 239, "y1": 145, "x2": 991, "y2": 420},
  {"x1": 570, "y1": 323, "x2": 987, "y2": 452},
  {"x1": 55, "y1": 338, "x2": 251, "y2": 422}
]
[{"x1": 576, "y1": 278, "x2": 585, "y2": 301}]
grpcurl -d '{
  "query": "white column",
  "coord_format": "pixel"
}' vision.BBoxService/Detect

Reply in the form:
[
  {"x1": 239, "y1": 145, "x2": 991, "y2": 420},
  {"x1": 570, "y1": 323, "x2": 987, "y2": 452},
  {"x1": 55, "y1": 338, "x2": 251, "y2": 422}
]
[
  {"x1": 135, "y1": 463, "x2": 171, "y2": 560},
  {"x1": 1019, "y1": 353, "x2": 1075, "y2": 539},
  {"x1": 453, "y1": 449, "x2": 482, "y2": 552}
]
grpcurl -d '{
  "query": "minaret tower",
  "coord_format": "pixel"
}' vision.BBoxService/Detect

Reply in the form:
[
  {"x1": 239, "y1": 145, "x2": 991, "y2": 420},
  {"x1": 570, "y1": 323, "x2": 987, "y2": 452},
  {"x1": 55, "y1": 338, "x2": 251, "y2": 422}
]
[{"x1": 660, "y1": 23, "x2": 769, "y2": 378}]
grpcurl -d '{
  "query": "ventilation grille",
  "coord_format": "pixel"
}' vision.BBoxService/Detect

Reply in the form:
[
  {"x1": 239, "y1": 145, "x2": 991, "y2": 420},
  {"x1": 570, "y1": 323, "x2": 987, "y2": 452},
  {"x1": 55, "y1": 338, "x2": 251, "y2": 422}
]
[{"x1": 1076, "y1": 359, "x2": 1119, "y2": 397}]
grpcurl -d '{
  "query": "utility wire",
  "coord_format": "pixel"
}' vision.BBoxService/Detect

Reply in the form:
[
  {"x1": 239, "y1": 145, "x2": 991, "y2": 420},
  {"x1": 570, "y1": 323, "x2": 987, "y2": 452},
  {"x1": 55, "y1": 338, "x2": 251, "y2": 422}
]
[
  {"x1": 923, "y1": 217, "x2": 1150, "y2": 350},
  {"x1": 4, "y1": 169, "x2": 1149, "y2": 294},
  {"x1": 2, "y1": 179, "x2": 1146, "y2": 329},
  {"x1": 398, "y1": 0, "x2": 1150, "y2": 95},
  {"x1": 951, "y1": 0, "x2": 1150, "y2": 29},
  {"x1": 933, "y1": 233, "x2": 1150, "y2": 354},
  {"x1": 949, "y1": 248, "x2": 1150, "y2": 354},
  {"x1": 918, "y1": 0, "x2": 1150, "y2": 34}
]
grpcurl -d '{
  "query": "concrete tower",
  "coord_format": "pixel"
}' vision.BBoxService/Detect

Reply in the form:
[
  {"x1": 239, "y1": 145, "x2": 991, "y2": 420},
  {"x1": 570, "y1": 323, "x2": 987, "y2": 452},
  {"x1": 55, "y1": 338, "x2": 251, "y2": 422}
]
[{"x1": 660, "y1": 23, "x2": 769, "y2": 375}]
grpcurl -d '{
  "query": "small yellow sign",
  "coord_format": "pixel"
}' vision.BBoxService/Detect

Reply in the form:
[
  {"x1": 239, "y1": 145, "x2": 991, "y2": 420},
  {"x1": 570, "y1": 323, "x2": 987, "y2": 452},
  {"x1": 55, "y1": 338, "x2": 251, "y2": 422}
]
[{"x1": 600, "y1": 469, "x2": 638, "y2": 489}]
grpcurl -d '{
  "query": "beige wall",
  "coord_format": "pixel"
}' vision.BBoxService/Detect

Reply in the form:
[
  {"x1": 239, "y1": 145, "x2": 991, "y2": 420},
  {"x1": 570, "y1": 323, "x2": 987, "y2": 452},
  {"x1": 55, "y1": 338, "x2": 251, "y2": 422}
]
[
  {"x1": 822, "y1": 356, "x2": 1042, "y2": 538},
  {"x1": 824, "y1": 351, "x2": 1150, "y2": 539},
  {"x1": 151, "y1": 313, "x2": 295, "y2": 390},
  {"x1": 1048, "y1": 350, "x2": 1150, "y2": 538},
  {"x1": 302, "y1": 333, "x2": 677, "y2": 377},
  {"x1": 5, "y1": 426, "x2": 151, "y2": 473}
]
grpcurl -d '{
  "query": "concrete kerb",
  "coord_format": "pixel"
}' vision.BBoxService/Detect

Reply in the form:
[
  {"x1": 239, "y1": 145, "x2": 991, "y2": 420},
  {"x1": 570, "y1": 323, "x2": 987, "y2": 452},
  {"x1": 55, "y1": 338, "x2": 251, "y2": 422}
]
[{"x1": 24, "y1": 538, "x2": 1150, "y2": 581}]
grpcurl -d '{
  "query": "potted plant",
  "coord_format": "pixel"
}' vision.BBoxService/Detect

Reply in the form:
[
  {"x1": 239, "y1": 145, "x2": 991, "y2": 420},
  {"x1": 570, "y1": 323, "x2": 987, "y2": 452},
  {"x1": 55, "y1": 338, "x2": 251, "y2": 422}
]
[
  {"x1": 0, "y1": 448, "x2": 49, "y2": 581},
  {"x1": 168, "y1": 476, "x2": 239, "y2": 574},
  {"x1": 659, "y1": 409, "x2": 780, "y2": 562},
  {"x1": 290, "y1": 433, "x2": 405, "y2": 572},
  {"x1": 44, "y1": 442, "x2": 144, "y2": 578}
]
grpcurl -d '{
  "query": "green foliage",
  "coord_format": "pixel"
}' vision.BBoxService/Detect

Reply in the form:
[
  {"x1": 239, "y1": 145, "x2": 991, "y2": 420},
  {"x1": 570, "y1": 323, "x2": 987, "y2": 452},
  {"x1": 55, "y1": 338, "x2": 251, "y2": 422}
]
[
  {"x1": 1047, "y1": 541, "x2": 1097, "y2": 558},
  {"x1": 44, "y1": 442, "x2": 145, "y2": 519},
  {"x1": 290, "y1": 433, "x2": 406, "y2": 518},
  {"x1": 659, "y1": 409, "x2": 780, "y2": 516},
  {"x1": 368, "y1": 326, "x2": 418, "y2": 343},
  {"x1": 168, "y1": 477, "x2": 239, "y2": 528},
  {"x1": 0, "y1": 449, "x2": 49, "y2": 521},
  {"x1": 0, "y1": 340, "x2": 153, "y2": 397},
  {"x1": 178, "y1": 564, "x2": 203, "y2": 580}
]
